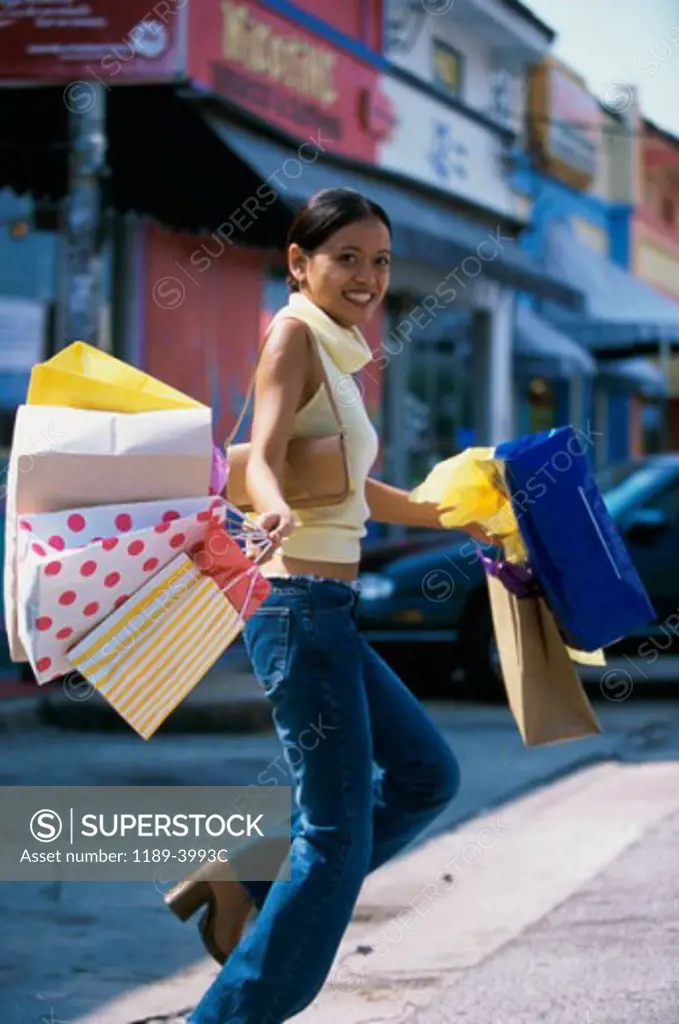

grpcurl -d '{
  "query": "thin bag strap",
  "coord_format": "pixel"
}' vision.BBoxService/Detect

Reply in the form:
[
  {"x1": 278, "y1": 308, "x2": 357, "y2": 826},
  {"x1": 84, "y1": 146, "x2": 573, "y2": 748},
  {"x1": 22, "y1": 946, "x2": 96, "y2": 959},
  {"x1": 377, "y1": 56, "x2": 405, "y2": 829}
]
[{"x1": 225, "y1": 316, "x2": 346, "y2": 446}]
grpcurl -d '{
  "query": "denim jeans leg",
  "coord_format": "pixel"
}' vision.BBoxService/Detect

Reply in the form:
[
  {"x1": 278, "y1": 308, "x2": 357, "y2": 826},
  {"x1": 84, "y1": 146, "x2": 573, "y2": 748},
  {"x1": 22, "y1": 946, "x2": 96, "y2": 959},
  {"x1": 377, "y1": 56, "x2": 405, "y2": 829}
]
[
  {"x1": 190, "y1": 584, "x2": 374, "y2": 1024},
  {"x1": 359, "y1": 637, "x2": 461, "y2": 867},
  {"x1": 243, "y1": 637, "x2": 461, "y2": 912}
]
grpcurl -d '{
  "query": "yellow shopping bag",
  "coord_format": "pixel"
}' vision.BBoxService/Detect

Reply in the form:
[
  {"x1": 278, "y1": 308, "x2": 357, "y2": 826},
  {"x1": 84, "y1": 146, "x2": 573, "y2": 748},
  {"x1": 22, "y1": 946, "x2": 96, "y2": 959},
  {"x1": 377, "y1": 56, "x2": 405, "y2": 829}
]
[
  {"x1": 27, "y1": 341, "x2": 206, "y2": 413},
  {"x1": 66, "y1": 554, "x2": 244, "y2": 739}
]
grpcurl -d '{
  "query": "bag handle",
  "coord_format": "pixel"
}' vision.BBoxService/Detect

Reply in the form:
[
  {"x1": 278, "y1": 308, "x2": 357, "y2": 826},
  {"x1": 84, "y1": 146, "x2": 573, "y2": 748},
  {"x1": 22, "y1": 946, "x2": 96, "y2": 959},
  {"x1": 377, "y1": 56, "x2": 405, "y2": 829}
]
[{"x1": 225, "y1": 316, "x2": 346, "y2": 447}]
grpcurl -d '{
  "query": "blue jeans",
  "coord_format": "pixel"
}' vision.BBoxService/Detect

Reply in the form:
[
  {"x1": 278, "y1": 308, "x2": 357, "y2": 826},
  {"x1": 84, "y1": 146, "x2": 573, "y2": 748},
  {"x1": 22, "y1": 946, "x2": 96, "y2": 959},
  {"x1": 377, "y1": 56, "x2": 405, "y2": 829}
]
[{"x1": 189, "y1": 577, "x2": 460, "y2": 1024}]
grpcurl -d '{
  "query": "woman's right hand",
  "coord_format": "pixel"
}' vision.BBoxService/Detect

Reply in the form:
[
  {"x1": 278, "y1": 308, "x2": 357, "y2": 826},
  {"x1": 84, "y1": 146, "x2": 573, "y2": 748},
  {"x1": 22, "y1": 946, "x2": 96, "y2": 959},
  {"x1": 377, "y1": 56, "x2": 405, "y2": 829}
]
[{"x1": 254, "y1": 502, "x2": 297, "y2": 558}]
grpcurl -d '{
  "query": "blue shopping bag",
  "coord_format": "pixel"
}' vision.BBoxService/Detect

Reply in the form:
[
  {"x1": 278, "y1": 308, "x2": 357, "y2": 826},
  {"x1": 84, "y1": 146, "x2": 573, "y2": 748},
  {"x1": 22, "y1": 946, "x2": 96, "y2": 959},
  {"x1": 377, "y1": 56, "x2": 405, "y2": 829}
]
[{"x1": 496, "y1": 426, "x2": 656, "y2": 651}]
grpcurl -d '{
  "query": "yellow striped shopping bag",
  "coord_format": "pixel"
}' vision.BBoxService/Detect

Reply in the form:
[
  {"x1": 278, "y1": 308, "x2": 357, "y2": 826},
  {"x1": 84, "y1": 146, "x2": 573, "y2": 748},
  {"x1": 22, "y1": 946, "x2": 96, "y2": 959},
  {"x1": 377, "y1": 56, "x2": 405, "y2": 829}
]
[{"x1": 66, "y1": 554, "x2": 244, "y2": 739}]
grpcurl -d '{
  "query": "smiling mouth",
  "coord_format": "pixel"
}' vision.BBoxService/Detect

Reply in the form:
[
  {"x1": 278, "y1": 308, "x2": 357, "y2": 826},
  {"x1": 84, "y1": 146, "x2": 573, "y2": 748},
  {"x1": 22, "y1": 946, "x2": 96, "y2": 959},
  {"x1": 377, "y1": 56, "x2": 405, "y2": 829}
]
[{"x1": 343, "y1": 291, "x2": 375, "y2": 307}]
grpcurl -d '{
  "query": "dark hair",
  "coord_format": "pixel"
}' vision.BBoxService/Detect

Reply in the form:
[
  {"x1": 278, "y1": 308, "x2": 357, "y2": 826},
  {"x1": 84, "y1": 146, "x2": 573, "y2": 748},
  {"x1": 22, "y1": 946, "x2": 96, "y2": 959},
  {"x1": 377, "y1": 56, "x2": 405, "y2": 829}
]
[{"x1": 286, "y1": 188, "x2": 392, "y2": 292}]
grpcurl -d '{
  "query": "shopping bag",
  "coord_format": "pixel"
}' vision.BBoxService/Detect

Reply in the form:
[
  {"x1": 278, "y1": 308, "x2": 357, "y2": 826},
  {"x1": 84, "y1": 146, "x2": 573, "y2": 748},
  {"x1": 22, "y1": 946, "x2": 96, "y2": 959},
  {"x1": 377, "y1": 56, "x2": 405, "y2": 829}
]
[
  {"x1": 16, "y1": 497, "x2": 226, "y2": 683},
  {"x1": 66, "y1": 534, "x2": 272, "y2": 739},
  {"x1": 486, "y1": 570, "x2": 601, "y2": 747},
  {"x1": 27, "y1": 341, "x2": 206, "y2": 413},
  {"x1": 4, "y1": 403, "x2": 213, "y2": 662},
  {"x1": 496, "y1": 426, "x2": 656, "y2": 651},
  {"x1": 190, "y1": 515, "x2": 271, "y2": 619}
]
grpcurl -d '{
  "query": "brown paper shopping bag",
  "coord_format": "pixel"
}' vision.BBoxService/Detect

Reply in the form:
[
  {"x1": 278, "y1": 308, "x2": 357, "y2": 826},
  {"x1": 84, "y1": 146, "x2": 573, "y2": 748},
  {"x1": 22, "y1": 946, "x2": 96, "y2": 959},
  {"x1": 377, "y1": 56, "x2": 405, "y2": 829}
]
[
  {"x1": 4, "y1": 404, "x2": 213, "y2": 662},
  {"x1": 486, "y1": 573, "x2": 601, "y2": 747}
]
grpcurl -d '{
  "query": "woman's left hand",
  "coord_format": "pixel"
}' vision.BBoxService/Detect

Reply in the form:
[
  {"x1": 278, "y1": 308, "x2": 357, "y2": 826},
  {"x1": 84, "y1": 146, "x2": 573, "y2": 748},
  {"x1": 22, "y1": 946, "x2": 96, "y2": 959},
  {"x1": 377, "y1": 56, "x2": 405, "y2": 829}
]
[{"x1": 463, "y1": 521, "x2": 504, "y2": 549}]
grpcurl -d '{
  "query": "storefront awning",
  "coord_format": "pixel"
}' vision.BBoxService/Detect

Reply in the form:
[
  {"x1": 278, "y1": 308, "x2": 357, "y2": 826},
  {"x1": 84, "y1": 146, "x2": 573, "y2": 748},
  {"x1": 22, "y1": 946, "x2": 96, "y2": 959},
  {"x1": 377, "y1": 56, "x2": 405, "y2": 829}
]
[
  {"x1": 598, "y1": 358, "x2": 669, "y2": 398},
  {"x1": 545, "y1": 223, "x2": 679, "y2": 357},
  {"x1": 206, "y1": 116, "x2": 583, "y2": 308},
  {"x1": 515, "y1": 303, "x2": 596, "y2": 377},
  {"x1": 0, "y1": 85, "x2": 292, "y2": 243}
]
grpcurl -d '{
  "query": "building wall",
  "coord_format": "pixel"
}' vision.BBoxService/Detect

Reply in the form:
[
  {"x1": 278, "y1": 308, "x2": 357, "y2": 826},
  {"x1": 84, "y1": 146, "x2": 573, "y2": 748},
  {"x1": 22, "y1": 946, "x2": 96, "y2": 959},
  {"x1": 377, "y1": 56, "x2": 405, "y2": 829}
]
[
  {"x1": 385, "y1": 2, "x2": 526, "y2": 129},
  {"x1": 589, "y1": 108, "x2": 638, "y2": 206},
  {"x1": 144, "y1": 224, "x2": 265, "y2": 444},
  {"x1": 511, "y1": 153, "x2": 636, "y2": 463},
  {"x1": 290, "y1": 0, "x2": 383, "y2": 49}
]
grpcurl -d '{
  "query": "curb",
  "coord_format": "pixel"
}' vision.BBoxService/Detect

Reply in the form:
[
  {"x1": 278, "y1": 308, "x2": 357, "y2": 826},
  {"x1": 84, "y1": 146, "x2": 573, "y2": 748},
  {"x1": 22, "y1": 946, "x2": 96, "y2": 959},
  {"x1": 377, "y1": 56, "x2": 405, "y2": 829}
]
[
  {"x1": 36, "y1": 686, "x2": 273, "y2": 735},
  {"x1": 0, "y1": 658, "x2": 274, "y2": 736},
  {"x1": 0, "y1": 696, "x2": 44, "y2": 734}
]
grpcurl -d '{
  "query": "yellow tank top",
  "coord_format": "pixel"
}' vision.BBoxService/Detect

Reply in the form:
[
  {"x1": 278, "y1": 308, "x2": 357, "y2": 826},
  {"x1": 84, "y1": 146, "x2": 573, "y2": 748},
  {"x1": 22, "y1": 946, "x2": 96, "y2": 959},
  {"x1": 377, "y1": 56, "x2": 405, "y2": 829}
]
[{"x1": 259, "y1": 296, "x2": 380, "y2": 567}]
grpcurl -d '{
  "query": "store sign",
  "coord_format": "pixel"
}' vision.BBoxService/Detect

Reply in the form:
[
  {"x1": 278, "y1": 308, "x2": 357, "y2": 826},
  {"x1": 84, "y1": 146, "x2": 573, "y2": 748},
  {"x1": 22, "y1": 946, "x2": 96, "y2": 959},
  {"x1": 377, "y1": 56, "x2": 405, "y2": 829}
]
[
  {"x1": 0, "y1": 0, "x2": 184, "y2": 82},
  {"x1": 377, "y1": 77, "x2": 518, "y2": 218},
  {"x1": 188, "y1": 0, "x2": 382, "y2": 162},
  {"x1": 221, "y1": 1, "x2": 338, "y2": 106},
  {"x1": 528, "y1": 59, "x2": 601, "y2": 190}
]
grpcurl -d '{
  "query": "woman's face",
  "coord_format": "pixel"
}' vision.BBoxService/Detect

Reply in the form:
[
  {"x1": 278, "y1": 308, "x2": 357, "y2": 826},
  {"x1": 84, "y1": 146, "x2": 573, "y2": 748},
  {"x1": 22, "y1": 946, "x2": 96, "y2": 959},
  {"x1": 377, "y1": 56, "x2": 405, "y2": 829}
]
[{"x1": 289, "y1": 217, "x2": 391, "y2": 328}]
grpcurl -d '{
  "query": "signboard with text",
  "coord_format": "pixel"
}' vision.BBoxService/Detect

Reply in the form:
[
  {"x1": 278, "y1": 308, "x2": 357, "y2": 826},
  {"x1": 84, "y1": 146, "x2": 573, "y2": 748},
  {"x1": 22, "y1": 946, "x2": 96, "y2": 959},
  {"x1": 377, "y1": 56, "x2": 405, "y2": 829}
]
[
  {"x1": 0, "y1": 0, "x2": 184, "y2": 83},
  {"x1": 188, "y1": 0, "x2": 393, "y2": 163},
  {"x1": 528, "y1": 59, "x2": 601, "y2": 190}
]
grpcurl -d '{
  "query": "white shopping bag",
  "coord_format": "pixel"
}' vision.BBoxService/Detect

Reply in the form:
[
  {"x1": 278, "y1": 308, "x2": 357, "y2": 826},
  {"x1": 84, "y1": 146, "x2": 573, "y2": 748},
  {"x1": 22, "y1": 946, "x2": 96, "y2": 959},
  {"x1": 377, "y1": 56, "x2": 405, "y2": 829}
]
[
  {"x1": 16, "y1": 496, "x2": 227, "y2": 683},
  {"x1": 4, "y1": 404, "x2": 213, "y2": 662}
]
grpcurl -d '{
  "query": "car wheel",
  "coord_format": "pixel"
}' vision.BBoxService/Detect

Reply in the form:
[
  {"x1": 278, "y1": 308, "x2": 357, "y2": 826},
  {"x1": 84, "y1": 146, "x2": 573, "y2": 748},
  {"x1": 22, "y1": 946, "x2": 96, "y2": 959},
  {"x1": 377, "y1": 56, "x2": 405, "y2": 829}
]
[{"x1": 457, "y1": 592, "x2": 505, "y2": 702}]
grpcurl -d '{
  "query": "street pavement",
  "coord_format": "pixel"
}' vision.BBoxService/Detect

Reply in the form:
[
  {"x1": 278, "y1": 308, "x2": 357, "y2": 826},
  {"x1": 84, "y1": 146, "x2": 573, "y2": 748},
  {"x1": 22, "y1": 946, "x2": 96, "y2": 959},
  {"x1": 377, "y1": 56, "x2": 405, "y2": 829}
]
[
  {"x1": 1, "y1": 695, "x2": 679, "y2": 1023},
  {"x1": 412, "y1": 799, "x2": 679, "y2": 1024}
]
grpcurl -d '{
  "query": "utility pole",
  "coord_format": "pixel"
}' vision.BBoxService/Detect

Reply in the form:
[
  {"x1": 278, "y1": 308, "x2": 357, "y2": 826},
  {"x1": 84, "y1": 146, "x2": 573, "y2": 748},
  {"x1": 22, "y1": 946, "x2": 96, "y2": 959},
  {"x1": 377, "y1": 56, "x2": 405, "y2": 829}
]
[{"x1": 59, "y1": 80, "x2": 108, "y2": 350}]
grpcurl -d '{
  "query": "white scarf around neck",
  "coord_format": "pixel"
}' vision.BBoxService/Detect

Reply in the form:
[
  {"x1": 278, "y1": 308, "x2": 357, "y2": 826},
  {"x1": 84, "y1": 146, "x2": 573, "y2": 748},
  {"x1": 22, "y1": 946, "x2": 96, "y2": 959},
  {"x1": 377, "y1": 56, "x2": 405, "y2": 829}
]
[{"x1": 271, "y1": 291, "x2": 374, "y2": 375}]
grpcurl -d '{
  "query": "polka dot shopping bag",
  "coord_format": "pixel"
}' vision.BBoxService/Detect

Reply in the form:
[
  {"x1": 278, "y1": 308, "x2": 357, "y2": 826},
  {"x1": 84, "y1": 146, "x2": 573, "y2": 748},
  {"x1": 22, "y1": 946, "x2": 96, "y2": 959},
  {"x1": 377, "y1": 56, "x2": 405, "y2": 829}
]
[
  {"x1": 16, "y1": 496, "x2": 228, "y2": 684},
  {"x1": 65, "y1": 515, "x2": 273, "y2": 739}
]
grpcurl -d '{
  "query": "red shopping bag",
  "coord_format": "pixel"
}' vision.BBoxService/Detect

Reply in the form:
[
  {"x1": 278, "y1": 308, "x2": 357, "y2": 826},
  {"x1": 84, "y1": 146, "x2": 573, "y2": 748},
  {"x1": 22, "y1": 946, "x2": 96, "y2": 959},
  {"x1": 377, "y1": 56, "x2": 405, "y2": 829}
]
[{"x1": 190, "y1": 516, "x2": 271, "y2": 620}]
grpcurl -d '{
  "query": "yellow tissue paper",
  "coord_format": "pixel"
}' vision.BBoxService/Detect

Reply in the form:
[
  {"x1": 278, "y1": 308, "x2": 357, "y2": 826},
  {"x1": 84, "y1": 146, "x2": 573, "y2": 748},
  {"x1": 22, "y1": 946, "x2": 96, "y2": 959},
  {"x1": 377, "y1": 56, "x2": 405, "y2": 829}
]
[
  {"x1": 410, "y1": 448, "x2": 527, "y2": 563},
  {"x1": 27, "y1": 341, "x2": 207, "y2": 413},
  {"x1": 567, "y1": 646, "x2": 607, "y2": 667}
]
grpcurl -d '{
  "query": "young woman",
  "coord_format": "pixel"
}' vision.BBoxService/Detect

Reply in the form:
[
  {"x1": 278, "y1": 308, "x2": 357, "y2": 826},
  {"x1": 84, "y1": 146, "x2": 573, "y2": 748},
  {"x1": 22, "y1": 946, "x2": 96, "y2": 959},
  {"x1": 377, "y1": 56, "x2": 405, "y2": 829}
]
[{"x1": 172, "y1": 188, "x2": 491, "y2": 1023}]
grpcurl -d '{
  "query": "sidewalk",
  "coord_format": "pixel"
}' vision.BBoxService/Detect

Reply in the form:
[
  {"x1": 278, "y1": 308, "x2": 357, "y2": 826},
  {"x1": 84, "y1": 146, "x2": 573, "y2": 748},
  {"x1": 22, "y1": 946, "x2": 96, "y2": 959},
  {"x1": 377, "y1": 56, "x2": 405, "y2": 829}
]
[
  {"x1": 0, "y1": 641, "x2": 273, "y2": 736},
  {"x1": 64, "y1": 756, "x2": 679, "y2": 1024}
]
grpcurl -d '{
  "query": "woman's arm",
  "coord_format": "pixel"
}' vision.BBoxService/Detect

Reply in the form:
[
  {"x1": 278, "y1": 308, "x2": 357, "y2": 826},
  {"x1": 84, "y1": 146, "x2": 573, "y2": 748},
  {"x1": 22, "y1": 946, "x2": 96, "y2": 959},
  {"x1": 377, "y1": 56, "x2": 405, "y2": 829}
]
[
  {"x1": 366, "y1": 476, "x2": 501, "y2": 546},
  {"x1": 244, "y1": 321, "x2": 310, "y2": 523},
  {"x1": 365, "y1": 477, "x2": 441, "y2": 528}
]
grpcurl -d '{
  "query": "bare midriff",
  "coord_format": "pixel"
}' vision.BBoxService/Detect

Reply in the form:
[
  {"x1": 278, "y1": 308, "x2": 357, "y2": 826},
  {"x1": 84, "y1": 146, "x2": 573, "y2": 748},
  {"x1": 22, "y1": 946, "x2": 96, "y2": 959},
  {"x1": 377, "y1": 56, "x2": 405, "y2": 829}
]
[{"x1": 262, "y1": 550, "x2": 360, "y2": 582}]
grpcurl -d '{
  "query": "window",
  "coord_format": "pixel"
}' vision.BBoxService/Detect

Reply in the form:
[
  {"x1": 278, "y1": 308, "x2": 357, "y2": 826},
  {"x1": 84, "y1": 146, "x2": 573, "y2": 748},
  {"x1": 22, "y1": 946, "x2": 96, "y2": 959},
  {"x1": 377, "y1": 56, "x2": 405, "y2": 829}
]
[
  {"x1": 402, "y1": 312, "x2": 473, "y2": 488},
  {"x1": 432, "y1": 39, "x2": 462, "y2": 99}
]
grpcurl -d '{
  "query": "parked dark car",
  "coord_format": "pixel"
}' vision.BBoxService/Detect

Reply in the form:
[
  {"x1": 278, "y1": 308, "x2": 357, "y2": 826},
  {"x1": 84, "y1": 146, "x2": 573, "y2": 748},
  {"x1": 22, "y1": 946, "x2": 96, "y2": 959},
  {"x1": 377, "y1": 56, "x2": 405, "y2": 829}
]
[{"x1": 357, "y1": 455, "x2": 679, "y2": 698}]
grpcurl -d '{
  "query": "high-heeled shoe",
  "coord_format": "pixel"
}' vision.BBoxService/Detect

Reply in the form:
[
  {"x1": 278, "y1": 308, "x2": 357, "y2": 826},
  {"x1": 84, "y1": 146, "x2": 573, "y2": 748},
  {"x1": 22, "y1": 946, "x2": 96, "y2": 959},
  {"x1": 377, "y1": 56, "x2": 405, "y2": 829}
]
[{"x1": 165, "y1": 866, "x2": 255, "y2": 965}]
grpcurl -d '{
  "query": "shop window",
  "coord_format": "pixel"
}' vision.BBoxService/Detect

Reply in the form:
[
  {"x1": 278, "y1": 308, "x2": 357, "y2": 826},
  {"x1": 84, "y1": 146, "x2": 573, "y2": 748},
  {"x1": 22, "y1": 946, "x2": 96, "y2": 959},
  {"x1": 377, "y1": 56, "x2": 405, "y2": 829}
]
[
  {"x1": 400, "y1": 311, "x2": 474, "y2": 489},
  {"x1": 432, "y1": 39, "x2": 463, "y2": 99}
]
